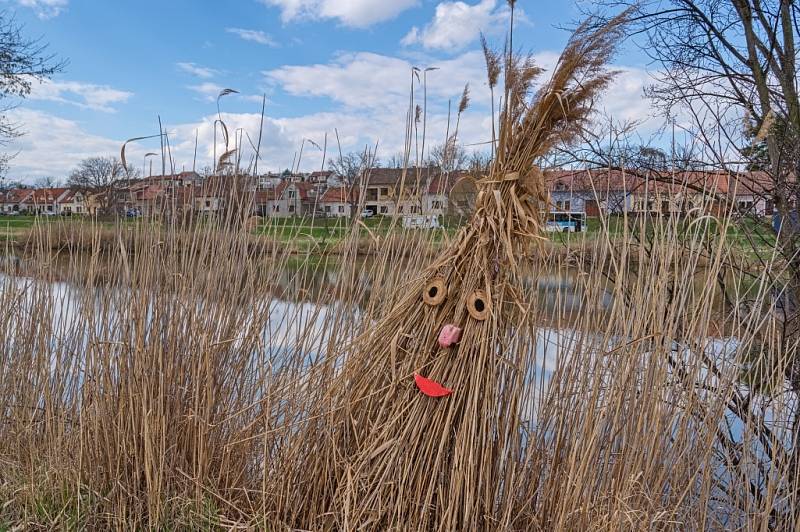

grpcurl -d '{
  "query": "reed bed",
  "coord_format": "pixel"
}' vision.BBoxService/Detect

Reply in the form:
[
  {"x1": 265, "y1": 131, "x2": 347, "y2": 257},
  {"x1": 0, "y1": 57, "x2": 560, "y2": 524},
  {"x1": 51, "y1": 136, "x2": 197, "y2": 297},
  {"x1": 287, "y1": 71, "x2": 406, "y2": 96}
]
[{"x1": 0, "y1": 182, "x2": 796, "y2": 530}]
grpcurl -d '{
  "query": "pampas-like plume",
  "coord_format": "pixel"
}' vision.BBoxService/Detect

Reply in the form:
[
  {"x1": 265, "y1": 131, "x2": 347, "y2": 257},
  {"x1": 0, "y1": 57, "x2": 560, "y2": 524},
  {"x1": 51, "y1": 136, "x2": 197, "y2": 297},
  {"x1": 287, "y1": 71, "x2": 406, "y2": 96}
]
[
  {"x1": 458, "y1": 83, "x2": 470, "y2": 115},
  {"x1": 481, "y1": 33, "x2": 501, "y2": 89},
  {"x1": 274, "y1": 11, "x2": 629, "y2": 531}
]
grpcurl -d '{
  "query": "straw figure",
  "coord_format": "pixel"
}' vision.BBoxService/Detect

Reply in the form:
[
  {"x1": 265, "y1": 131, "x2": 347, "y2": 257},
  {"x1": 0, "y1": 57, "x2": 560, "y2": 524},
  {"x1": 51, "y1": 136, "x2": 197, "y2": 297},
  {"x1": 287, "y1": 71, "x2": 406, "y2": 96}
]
[{"x1": 277, "y1": 13, "x2": 629, "y2": 531}]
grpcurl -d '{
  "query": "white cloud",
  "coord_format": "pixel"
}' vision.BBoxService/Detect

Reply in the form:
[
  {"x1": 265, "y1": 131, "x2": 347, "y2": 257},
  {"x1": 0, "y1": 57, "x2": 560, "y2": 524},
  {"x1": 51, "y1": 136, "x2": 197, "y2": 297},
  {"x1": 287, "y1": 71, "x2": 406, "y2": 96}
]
[
  {"x1": 402, "y1": 0, "x2": 509, "y2": 51},
  {"x1": 13, "y1": 0, "x2": 67, "y2": 18},
  {"x1": 3, "y1": 48, "x2": 657, "y2": 183},
  {"x1": 176, "y1": 62, "x2": 218, "y2": 79},
  {"x1": 598, "y1": 66, "x2": 659, "y2": 129},
  {"x1": 260, "y1": 0, "x2": 418, "y2": 28},
  {"x1": 28, "y1": 79, "x2": 133, "y2": 113},
  {"x1": 186, "y1": 82, "x2": 264, "y2": 107},
  {"x1": 265, "y1": 50, "x2": 490, "y2": 111},
  {"x1": 226, "y1": 28, "x2": 279, "y2": 47},
  {"x1": 6, "y1": 108, "x2": 121, "y2": 180},
  {"x1": 187, "y1": 82, "x2": 225, "y2": 102}
]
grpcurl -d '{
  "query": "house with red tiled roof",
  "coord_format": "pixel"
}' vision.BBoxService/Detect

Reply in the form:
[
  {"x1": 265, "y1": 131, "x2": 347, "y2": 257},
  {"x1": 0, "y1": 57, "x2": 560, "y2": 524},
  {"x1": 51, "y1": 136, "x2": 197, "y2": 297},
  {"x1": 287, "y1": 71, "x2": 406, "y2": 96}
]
[
  {"x1": 308, "y1": 170, "x2": 341, "y2": 186},
  {"x1": 319, "y1": 187, "x2": 357, "y2": 217},
  {"x1": 257, "y1": 181, "x2": 321, "y2": 217},
  {"x1": 545, "y1": 169, "x2": 776, "y2": 217},
  {"x1": 354, "y1": 167, "x2": 453, "y2": 217},
  {"x1": 424, "y1": 172, "x2": 461, "y2": 216},
  {"x1": 57, "y1": 189, "x2": 88, "y2": 215},
  {"x1": 1, "y1": 188, "x2": 33, "y2": 214},
  {"x1": 28, "y1": 188, "x2": 71, "y2": 215}
]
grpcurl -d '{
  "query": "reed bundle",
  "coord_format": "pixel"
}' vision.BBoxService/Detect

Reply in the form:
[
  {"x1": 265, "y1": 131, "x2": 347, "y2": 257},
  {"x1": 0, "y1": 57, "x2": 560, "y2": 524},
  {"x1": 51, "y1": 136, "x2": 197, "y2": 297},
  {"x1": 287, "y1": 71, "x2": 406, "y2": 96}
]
[{"x1": 270, "y1": 12, "x2": 634, "y2": 531}]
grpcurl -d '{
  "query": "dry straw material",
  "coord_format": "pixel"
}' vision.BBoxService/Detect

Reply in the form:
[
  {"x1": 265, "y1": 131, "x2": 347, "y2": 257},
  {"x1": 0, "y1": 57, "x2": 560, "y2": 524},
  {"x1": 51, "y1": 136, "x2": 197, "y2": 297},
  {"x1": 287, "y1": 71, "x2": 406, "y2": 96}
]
[{"x1": 272, "y1": 13, "x2": 632, "y2": 530}]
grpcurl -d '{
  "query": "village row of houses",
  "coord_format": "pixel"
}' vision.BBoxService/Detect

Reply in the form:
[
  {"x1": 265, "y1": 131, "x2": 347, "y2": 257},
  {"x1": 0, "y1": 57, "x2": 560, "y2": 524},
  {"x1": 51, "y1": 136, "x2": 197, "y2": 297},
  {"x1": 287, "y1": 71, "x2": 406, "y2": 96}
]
[{"x1": 0, "y1": 167, "x2": 779, "y2": 220}]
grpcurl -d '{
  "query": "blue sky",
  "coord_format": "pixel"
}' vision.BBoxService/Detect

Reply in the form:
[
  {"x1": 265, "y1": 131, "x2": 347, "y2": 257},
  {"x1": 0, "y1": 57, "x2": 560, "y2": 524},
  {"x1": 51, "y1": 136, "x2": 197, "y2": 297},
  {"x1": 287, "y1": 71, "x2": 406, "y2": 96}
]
[{"x1": 5, "y1": 0, "x2": 655, "y2": 182}]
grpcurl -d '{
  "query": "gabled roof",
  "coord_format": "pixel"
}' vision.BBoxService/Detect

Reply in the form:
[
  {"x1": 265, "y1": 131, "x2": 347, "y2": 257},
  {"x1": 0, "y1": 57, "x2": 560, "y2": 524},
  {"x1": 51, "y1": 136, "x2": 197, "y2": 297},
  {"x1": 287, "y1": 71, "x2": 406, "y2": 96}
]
[
  {"x1": 3, "y1": 188, "x2": 33, "y2": 203},
  {"x1": 59, "y1": 189, "x2": 83, "y2": 202},
  {"x1": 427, "y1": 171, "x2": 465, "y2": 195},
  {"x1": 357, "y1": 167, "x2": 440, "y2": 187},
  {"x1": 544, "y1": 169, "x2": 776, "y2": 198},
  {"x1": 254, "y1": 182, "x2": 288, "y2": 203},
  {"x1": 29, "y1": 188, "x2": 70, "y2": 204},
  {"x1": 319, "y1": 187, "x2": 357, "y2": 203},
  {"x1": 289, "y1": 181, "x2": 317, "y2": 201}
]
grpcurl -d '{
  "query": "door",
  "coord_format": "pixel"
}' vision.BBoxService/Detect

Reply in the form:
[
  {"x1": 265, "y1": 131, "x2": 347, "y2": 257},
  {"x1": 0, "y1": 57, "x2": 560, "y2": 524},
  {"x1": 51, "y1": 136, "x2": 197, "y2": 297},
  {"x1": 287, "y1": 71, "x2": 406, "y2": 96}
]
[{"x1": 585, "y1": 200, "x2": 600, "y2": 217}]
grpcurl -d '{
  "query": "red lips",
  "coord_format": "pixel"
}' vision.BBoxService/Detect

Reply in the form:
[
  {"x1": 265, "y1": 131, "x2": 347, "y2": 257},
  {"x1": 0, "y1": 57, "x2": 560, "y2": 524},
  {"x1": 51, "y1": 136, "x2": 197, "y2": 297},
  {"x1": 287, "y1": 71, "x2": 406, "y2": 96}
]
[
  {"x1": 414, "y1": 324, "x2": 462, "y2": 398},
  {"x1": 414, "y1": 373, "x2": 453, "y2": 397}
]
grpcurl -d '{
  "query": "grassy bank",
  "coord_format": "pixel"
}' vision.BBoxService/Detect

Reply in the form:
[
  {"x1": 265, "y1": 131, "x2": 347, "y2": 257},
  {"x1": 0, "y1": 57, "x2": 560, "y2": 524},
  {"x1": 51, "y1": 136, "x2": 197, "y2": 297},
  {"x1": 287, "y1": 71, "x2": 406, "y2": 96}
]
[{"x1": 0, "y1": 212, "x2": 778, "y2": 259}]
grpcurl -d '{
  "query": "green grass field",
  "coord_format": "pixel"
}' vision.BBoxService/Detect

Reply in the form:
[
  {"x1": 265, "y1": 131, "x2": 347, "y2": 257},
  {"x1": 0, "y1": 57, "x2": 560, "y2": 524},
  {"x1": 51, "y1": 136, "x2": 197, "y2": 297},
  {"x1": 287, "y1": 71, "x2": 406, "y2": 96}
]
[{"x1": 0, "y1": 212, "x2": 778, "y2": 255}]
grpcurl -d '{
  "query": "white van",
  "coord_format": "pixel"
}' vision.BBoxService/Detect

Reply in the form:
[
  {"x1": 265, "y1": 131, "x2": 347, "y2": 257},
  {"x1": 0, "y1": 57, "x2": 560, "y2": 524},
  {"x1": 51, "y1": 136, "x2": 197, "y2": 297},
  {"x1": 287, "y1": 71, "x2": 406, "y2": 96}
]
[{"x1": 402, "y1": 214, "x2": 440, "y2": 229}]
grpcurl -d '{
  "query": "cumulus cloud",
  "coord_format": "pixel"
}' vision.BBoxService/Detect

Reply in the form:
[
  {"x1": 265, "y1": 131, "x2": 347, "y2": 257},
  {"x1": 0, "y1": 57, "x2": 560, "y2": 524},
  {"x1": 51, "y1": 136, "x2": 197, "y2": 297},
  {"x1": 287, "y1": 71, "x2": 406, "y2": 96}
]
[
  {"x1": 28, "y1": 79, "x2": 133, "y2": 113},
  {"x1": 4, "y1": 47, "x2": 657, "y2": 183},
  {"x1": 226, "y1": 28, "x2": 278, "y2": 47},
  {"x1": 402, "y1": 0, "x2": 509, "y2": 51},
  {"x1": 265, "y1": 50, "x2": 490, "y2": 111},
  {"x1": 6, "y1": 108, "x2": 122, "y2": 180},
  {"x1": 259, "y1": 0, "x2": 418, "y2": 28},
  {"x1": 176, "y1": 62, "x2": 219, "y2": 79},
  {"x1": 13, "y1": 0, "x2": 67, "y2": 18}
]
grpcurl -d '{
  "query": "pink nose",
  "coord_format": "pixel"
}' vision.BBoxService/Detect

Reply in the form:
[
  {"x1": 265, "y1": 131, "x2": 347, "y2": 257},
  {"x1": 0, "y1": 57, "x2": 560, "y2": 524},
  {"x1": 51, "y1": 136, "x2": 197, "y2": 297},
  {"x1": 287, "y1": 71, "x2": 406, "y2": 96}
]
[{"x1": 438, "y1": 324, "x2": 462, "y2": 348}]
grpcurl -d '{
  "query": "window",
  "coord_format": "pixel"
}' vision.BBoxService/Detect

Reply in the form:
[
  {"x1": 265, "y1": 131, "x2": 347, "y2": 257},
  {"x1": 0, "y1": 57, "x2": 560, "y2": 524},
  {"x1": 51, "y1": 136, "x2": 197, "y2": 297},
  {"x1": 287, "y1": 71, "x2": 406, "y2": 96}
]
[
  {"x1": 555, "y1": 200, "x2": 570, "y2": 212},
  {"x1": 289, "y1": 205, "x2": 295, "y2": 213},
  {"x1": 432, "y1": 200, "x2": 442, "y2": 209},
  {"x1": 411, "y1": 205, "x2": 418, "y2": 214},
  {"x1": 325, "y1": 206, "x2": 331, "y2": 213},
  {"x1": 737, "y1": 200, "x2": 754, "y2": 211},
  {"x1": 338, "y1": 205, "x2": 344, "y2": 213},
  {"x1": 380, "y1": 187, "x2": 389, "y2": 196},
  {"x1": 288, "y1": 190, "x2": 295, "y2": 199},
  {"x1": 398, "y1": 206, "x2": 404, "y2": 213},
  {"x1": 205, "y1": 200, "x2": 211, "y2": 208},
  {"x1": 274, "y1": 205, "x2": 280, "y2": 212},
  {"x1": 380, "y1": 205, "x2": 388, "y2": 214}
]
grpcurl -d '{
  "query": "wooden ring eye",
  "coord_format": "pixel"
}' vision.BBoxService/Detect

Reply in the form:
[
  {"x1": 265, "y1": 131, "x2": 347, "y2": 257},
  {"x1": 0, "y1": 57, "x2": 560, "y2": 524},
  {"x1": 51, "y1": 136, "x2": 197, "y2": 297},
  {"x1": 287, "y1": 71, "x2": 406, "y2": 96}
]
[
  {"x1": 423, "y1": 277, "x2": 447, "y2": 306},
  {"x1": 467, "y1": 290, "x2": 491, "y2": 321}
]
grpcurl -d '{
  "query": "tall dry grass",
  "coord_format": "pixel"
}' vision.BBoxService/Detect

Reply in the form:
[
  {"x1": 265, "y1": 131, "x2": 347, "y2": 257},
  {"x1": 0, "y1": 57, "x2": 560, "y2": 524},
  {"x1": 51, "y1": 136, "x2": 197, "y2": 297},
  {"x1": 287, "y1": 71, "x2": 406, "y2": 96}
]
[{"x1": 0, "y1": 193, "x2": 796, "y2": 530}]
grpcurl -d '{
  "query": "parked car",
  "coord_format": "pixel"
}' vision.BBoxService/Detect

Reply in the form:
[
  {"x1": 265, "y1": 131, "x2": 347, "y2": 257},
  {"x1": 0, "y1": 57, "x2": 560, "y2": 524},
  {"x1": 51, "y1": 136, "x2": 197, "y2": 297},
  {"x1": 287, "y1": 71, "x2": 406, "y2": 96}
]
[{"x1": 360, "y1": 209, "x2": 374, "y2": 218}]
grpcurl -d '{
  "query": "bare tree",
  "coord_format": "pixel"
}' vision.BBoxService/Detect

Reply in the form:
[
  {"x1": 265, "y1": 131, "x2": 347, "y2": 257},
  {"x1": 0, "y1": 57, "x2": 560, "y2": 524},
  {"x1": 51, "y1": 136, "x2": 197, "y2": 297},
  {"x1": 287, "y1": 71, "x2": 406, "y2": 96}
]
[
  {"x1": 329, "y1": 149, "x2": 379, "y2": 220},
  {"x1": 68, "y1": 156, "x2": 135, "y2": 215},
  {"x1": 0, "y1": 11, "x2": 65, "y2": 174},
  {"x1": 34, "y1": 176, "x2": 60, "y2": 188},
  {"x1": 428, "y1": 142, "x2": 468, "y2": 173},
  {"x1": 386, "y1": 153, "x2": 406, "y2": 169},
  {"x1": 589, "y1": 3, "x2": 800, "y2": 522},
  {"x1": 595, "y1": 1, "x2": 800, "y2": 222}
]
